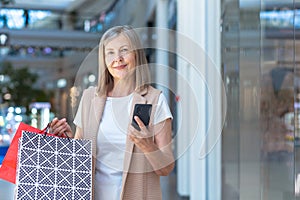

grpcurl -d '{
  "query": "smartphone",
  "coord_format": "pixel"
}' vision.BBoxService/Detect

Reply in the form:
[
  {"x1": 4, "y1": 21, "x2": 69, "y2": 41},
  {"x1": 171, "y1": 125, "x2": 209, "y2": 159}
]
[{"x1": 131, "y1": 104, "x2": 152, "y2": 131}]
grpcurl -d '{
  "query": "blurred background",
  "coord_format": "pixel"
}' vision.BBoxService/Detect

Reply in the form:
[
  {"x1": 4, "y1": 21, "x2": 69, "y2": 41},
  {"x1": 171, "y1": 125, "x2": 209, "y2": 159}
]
[{"x1": 0, "y1": 0, "x2": 300, "y2": 199}]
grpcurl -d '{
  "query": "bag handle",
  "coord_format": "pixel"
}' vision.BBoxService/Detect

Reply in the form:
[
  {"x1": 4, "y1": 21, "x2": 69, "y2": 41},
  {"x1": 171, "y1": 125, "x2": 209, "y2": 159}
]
[{"x1": 42, "y1": 121, "x2": 71, "y2": 142}]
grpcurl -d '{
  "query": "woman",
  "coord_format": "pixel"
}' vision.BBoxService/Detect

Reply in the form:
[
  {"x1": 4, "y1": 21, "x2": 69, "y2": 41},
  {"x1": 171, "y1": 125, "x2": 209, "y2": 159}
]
[{"x1": 50, "y1": 25, "x2": 174, "y2": 200}]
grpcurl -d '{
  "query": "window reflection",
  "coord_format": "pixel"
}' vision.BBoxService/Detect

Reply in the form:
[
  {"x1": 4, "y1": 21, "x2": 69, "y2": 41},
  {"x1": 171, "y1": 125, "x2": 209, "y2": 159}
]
[
  {"x1": 261, "y1": 66, "x2": 294, "y2": 198},
  {"x1": 260, "y1": 9, "x2": 294, "y2": 29},
  {"x1": 0, "y1": 9, "x2": 24, "y2": 29},
  {"x1": 0, "y1": 8, "x2": 51, "y2": 29}
]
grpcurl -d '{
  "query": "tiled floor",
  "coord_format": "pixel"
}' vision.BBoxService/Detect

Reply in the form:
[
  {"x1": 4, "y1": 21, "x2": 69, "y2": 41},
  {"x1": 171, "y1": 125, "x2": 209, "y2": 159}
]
[{"x1": 0, "y1": 171, "x2": 188, "y2": 200}]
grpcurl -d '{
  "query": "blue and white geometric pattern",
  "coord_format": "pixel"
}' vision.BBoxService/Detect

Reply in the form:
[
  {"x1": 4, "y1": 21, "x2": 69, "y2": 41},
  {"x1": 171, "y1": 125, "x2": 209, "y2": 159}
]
[{"x1": 16, "y1": 131, "x2": 92, "y2": 200}]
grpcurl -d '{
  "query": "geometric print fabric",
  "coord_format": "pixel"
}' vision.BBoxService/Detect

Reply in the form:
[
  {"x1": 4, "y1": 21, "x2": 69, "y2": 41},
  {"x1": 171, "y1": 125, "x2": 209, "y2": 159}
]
[{"x1": 16, "y1": 131, "x2": 92, "y2": 200}]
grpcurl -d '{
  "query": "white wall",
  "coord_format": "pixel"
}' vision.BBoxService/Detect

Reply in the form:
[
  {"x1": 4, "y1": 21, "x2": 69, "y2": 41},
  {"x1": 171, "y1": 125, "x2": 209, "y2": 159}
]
[{"x1": 176, "y1": 0, "x2": 222, "y2": 199}]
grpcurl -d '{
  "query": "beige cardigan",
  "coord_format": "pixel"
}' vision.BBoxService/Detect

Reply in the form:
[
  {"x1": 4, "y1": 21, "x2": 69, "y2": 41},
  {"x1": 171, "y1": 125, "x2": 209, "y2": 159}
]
[{"x1": 77, "y1": 86, "x2": 163, "y2": 200}]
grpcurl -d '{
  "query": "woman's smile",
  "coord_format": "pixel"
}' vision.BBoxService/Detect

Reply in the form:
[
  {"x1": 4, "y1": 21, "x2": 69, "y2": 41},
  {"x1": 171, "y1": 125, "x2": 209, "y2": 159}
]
[{"x1": 113, "y1": 64, "x2": 127, "y2": 70}]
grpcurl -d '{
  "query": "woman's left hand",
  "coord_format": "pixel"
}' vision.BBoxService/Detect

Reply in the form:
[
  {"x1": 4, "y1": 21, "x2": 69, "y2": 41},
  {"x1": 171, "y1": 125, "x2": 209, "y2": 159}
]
[
  {"x1": 129, "y1": 116, "x2": 158, "y2": 153},
  {"x1": 130, "y1": 116, "x2": 174, "y2": 176}
]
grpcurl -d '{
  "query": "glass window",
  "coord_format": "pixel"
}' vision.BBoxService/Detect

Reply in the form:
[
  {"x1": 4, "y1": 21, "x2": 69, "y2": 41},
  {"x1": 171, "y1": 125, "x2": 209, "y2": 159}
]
[
  {"x1": 0, "y1": 8, "x2": 52, "y2": 29},
  {"x1": 0, "y1": 9, "x2": 24, "y2": 29},
  {"x1": 222, "y1": 0, "x2": 295, "y2": 199}
]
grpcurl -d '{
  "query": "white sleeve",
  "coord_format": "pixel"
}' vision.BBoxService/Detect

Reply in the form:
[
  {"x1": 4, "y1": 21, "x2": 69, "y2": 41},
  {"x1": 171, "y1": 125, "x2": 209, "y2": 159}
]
[
  {"x1": 73, "y1": 96, "x2": 83, "y2": 128},
  {"x1": 153, "y1": 93, "x2": 173, "y2": 125}
]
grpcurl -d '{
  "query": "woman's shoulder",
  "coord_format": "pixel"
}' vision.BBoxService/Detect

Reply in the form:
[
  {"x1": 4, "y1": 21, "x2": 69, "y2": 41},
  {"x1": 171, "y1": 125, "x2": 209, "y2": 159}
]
[
  {"x1": 140, "y1": 85, "x2": 162, "y2": 103},
  {"x1": 82, "y1": 86, "x2": 97, "y2": 96},
  {"x1": 146, "y1": 85, "x2": 162, "y2": 96},
  {"x1": 80, "y1": 86, "x2": 99, "y2": 102}
]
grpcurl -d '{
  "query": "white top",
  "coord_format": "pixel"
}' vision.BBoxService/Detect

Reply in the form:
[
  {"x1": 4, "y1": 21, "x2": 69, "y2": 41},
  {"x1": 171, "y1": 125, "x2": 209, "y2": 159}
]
[{"x1": 73, "y1": 92, "x2": 173, "y2": 200}]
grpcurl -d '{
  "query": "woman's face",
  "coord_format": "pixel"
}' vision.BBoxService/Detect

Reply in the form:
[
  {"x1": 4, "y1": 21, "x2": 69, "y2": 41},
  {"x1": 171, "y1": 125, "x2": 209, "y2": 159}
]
[{"x1": 104, "y1": 34, "x2": 136, "y2": 83}]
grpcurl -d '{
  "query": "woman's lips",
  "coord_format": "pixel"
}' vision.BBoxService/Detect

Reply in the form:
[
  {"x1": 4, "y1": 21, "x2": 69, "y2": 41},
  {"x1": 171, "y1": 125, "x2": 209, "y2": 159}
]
[{"x1": 114, "y1": 64, "x2": 127, "y2": 70}]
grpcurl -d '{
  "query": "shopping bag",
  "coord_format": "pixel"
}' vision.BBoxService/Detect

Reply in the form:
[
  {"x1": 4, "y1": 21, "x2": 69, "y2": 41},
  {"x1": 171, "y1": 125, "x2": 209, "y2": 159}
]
[
  {"x1": 15, "y1": 131, "x2": 92, "y2": 200},
  {"x1": 0, "y1": 122, "x2": 49, "y2": 183}
]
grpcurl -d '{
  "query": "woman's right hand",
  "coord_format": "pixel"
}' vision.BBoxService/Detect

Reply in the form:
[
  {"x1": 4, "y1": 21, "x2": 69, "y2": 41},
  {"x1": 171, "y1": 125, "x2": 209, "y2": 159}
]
[{"x1": 50, "y1": 117, "x2": 74, "y2": 138}]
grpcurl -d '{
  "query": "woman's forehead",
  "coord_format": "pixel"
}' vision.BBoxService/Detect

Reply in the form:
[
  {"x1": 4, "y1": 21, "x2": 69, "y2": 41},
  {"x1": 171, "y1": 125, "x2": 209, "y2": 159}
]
[{"x1": 105, "y1": 34, "x2": 132, "y2": 49}]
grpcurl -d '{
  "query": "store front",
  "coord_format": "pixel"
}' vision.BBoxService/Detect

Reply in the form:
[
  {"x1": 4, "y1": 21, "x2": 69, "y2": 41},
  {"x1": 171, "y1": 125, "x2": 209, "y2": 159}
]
[{"x1": 222, "y1": 0, "x2": 298, "y2": 199}]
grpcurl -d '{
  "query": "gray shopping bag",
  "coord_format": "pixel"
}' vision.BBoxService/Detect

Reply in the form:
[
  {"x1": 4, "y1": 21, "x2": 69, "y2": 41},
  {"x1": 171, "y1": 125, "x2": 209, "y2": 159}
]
[{"x1": 15, "y1": 131, "x2": 92, "y2": 200}]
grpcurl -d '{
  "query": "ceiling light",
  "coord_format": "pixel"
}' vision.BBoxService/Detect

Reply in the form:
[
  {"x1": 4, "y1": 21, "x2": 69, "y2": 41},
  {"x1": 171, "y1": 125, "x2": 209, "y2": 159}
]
[{"x1": 57, "y1": 78, "x2": 67, "y2": 88}]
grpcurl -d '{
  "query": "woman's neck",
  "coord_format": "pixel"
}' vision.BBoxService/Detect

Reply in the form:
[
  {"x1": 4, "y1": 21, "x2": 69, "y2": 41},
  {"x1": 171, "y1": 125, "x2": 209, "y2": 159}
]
[{"x1": 108, "y1": 79, "x2": 135, "y2": 97}]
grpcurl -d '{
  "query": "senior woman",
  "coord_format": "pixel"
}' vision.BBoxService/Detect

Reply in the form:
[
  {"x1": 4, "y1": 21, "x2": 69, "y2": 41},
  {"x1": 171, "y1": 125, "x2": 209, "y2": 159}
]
[{"x1": 51, "y1": 25, "x2": 174, "y2": 200}]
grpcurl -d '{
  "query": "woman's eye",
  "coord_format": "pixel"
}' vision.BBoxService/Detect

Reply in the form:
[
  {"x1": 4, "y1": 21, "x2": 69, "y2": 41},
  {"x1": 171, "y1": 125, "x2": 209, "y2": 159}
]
[
  {"x1": 120, "y1": 48, "x2": 129, "y2": 53},
  {"x1": 106, "y1": 51, "x2": 114, "y2": 55}
]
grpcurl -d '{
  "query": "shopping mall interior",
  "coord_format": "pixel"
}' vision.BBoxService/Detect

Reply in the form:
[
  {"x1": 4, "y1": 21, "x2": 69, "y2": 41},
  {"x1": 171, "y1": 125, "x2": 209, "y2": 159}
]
[{"x1": 0, "y1": 0, "x2": 300, "y2": 199}]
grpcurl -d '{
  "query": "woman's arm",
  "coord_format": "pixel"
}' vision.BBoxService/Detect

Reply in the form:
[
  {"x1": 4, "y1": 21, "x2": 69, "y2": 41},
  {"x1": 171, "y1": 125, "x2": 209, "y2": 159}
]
[
  {"x1": 74, "y1": 126, "x2": 83, "y2": 139},
  {"x1": 129, "y1": 118, "x2": 175, "y2": 176}
]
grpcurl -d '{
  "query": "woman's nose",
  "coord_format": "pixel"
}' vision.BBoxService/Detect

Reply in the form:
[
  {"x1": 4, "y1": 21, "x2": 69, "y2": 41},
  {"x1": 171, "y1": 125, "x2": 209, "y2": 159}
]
[{"x1": 114, "y1": 55, "x2": 123, "y2": 62}]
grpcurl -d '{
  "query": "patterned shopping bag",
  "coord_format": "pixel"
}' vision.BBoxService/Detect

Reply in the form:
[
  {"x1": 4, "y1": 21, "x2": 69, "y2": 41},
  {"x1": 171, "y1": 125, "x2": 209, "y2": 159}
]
[
  {"x1": 15, "y1": 131, "x2": 92, "y2": 200},
  {"x1": 0, "y1": 122, "x2": 59, "y2": 184}
]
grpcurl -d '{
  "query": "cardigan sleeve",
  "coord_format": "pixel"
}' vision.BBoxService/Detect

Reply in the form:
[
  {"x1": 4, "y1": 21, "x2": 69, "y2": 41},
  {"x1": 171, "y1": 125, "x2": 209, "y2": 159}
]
[{"x1": 73, "y1": 87, "x2": 96, "y2": 129}]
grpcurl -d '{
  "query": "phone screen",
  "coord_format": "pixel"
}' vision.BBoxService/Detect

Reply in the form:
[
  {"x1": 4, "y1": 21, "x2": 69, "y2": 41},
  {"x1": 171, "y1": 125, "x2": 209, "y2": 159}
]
[{"x1": 131, "y1": 104, "x2": 152, "y2": 131}]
